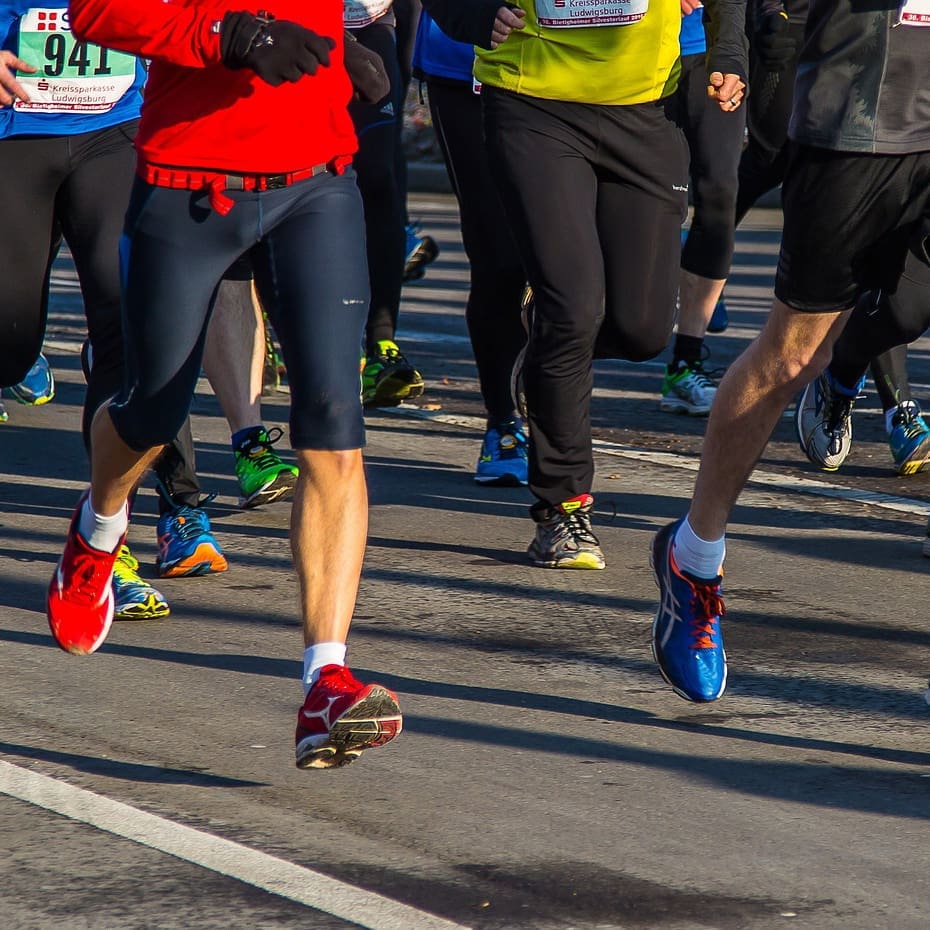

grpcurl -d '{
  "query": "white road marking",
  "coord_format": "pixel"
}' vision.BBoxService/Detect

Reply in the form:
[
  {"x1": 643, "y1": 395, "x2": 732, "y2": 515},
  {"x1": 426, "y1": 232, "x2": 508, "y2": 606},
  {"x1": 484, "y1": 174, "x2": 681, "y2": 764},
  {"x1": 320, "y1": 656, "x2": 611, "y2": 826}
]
[
  {"x1": 0, "y1": 759, "x2": 471, "y2": 930},
  {"x1": 390, "y1": 406, "x2": 930, "y2": 519}
]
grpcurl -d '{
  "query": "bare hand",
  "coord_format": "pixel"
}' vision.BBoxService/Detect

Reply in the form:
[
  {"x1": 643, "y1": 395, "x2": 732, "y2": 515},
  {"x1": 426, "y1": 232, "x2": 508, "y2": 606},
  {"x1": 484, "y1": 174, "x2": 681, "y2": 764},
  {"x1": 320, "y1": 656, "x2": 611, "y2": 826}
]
[
  {"x1": 680, "y1": 0, "x2": 703, "y2": 14},
  {"x1": 0, "y1": 50, "x2": 36, "y2": 107},
  {"x1": 490, "y1": 6, "x2": 526, "y2": 48},
  {"x1": 706, "y1": 71, "x2": 745, "y2": 112}
]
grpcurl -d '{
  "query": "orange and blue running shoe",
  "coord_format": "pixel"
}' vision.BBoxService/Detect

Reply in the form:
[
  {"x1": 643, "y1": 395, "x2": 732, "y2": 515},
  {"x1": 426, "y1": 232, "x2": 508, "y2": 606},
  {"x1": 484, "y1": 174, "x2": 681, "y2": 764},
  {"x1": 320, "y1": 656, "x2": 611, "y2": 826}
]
[
  {"x1": 296, "y1": 664, "x2": 402, "y2": 769},
  {"x1": 156, "y1": 504, "x2": 227, "y2": 578},
  {"x1": 47, "y1": 491, "x2": 124, "y2": 655},
  {"x1": 650, "y1": 519, "x2": 727, "y2": 702}
]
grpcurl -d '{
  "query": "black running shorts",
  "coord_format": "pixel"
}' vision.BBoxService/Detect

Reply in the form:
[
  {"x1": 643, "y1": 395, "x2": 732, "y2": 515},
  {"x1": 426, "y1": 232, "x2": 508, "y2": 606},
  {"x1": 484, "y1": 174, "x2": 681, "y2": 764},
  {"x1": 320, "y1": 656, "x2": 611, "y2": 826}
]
[{"x1": 775, "y1": 143, "x2": 930, "y2": 312}]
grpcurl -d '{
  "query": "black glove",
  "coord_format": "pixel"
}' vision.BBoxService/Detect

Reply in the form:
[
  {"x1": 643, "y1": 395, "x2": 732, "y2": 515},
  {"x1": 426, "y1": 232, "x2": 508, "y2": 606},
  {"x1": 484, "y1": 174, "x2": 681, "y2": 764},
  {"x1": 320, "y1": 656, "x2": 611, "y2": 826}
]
[
  {"x1": 754, "y1": 11, "x2": 798, "y2": 74},
  {"x1": 344, "y1": 32, "x2": 390, "y2": 103},
  {"x1": 220, "y1": 11, "x2": 336, "y2": 87}
]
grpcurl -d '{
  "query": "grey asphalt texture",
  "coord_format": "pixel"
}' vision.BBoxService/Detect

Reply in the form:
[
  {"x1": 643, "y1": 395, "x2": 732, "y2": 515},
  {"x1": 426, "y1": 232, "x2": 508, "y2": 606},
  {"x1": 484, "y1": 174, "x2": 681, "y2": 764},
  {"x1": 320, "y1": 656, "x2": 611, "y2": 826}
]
[{"x1": 0, "y1": 196, "x2": 928, "y2": 930}]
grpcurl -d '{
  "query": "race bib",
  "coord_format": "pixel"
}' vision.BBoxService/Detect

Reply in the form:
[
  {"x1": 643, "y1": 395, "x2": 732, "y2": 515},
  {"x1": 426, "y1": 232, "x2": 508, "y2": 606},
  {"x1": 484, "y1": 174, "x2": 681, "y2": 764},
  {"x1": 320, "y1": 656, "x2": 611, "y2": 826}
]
[
  {"x1": 344, "y1": 0, "x2": 393, "y2": 28},
  {"x1": 898, "y1": 0, "x2": 930, "y2": 24},
  {"x1": 14, "y1": 7, "x2": 136, "y2": 113},
  {"x1": 536, "y1": 0, "x2": 649, "y2": 28}
]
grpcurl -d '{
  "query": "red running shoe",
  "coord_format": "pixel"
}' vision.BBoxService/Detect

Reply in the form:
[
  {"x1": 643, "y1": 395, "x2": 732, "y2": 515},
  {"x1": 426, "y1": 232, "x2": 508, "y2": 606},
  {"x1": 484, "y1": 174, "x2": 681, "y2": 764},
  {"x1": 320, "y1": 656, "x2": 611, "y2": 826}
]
[
  {"x1": 47, "y1": 492, "x2": 125, "y2": 655},
  {"x1": 295, "y1": 664, "x2": 402, "y2": 769}
]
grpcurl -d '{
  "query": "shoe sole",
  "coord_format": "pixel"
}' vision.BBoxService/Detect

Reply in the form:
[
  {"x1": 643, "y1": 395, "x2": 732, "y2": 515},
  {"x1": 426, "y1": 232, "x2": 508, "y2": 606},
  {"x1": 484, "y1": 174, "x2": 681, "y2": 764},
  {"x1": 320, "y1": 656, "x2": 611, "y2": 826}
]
[
  {"x1": 9, "y1": 389, "x2": 55, "y2": 406},
  {"x1": 659, "y1": 399, "x2": 711, "y2": 416},
  {"x1": 648, "y1": 533, "x2": 727, "y2": 703},
  {"x1": 475, "y1": 473, "x2": 528, "y2": 487},
  {"x1": 239, "y1": 473, "x2": 297, "y2": 509},
  {"x1": 157, "y1": 544, "x2": 228, "y2": 578},
  {"x1": 363, "y1": 377, "x2": 425, "y2": 409},
  {"x1": 115, "y1": 599, "x2": 171, "y2": 621},
  {"x1": 296, "y1": 687, "x2": 402, "y2": 770},
  {"x1": 528, "y1": 548, "x2": 605, "y2": 570}
]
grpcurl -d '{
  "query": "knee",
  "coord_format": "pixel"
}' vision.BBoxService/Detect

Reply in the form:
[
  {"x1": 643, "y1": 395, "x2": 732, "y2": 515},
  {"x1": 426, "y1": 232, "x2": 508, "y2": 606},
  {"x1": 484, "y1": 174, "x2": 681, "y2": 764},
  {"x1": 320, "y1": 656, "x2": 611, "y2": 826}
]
[
  {"x1": 292, "y1": 397, "x2": 365, "y2": 455},
  {"x1": 295, "y1": 447, "x2": 364, "y2": 485},
  {"x1": 760, "y1": 320, "x2": 836, "y2": 392},
  {"x1": 618, "y1": 327, "x2": 670, "y2": 362},
  {"x1": 794, "y1": 339, "x2": 836, "y2": 386},
  {"x1": 602, "y1": 309, "x2": 673, "y2": 362},
  {"x1": 693, "y1": 179, "x2": 738, "y2": 219},
  {"x1": 110, "y1": 397, "x2": 189, "y2": 452}
]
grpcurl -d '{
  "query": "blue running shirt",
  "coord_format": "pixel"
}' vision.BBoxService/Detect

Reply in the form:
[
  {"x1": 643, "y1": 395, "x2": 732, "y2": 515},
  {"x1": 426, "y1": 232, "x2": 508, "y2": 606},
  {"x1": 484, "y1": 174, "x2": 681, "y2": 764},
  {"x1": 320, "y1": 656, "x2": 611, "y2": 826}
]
[
  {"x1": 0, "y1": 1, "x2": 144, "y2": 138},
  {"x1": 679, "y1": 7, "x2": 707, "y2": 57}
]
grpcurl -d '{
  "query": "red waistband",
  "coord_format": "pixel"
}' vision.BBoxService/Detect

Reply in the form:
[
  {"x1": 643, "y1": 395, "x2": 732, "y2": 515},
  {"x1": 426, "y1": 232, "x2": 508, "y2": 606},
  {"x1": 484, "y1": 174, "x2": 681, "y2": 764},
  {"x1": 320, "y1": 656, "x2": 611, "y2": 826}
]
[{"x1": 138, "y1": 158, "x2": 349, "y2": 216}]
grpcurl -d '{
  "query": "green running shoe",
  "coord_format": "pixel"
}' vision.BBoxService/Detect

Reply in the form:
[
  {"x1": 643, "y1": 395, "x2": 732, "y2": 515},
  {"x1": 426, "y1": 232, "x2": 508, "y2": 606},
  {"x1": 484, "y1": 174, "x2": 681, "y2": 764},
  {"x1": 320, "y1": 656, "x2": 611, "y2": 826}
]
[
  {"x1": 234, "y1": 426, "x2": 299, "y2": 509},
  {"x1": 361, "y1": 339, "x2": 424, "y2": 407},
  {"x1": 112, "y1": 545, "x2": 170, "y2": 620},
  {"x1": 0, "y1": 398, "x2": 7, "y2": 423}
]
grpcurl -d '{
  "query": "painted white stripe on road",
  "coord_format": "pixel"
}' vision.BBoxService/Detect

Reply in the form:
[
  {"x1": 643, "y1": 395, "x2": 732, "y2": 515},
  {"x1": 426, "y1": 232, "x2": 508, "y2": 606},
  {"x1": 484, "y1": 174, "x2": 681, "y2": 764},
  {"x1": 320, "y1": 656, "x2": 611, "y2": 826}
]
[
  {"x1": 390, "y1": 405, "x2": 930, "y2": 519},
  {"x1": 0, "y1": 759, "x2": 471, "y2": 930}
]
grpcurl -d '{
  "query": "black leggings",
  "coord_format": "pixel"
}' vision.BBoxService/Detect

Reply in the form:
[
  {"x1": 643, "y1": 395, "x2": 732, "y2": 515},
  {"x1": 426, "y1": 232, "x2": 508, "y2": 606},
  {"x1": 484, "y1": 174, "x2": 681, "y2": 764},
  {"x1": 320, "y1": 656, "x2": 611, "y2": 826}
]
[
  {"x1": 482, "y1": 87, "x2": 688, "y2": 505},
  {"x1": 427, "y1": 78, "x2": 526, "y2": 422},
  {"x1": 678, "y1": 53, "x2": 746, "y2": 280},
  {"x1": 349, "y1": 20, "x2": 406, "y2": 353},
  {"x1": 0, "y1": 125, "x2": 133, "y2": 442},
  {"x1": 734, "y1": 36, "x2": 800, "y2": 223},
  {"x1": 0, "y1": 124, "x2": 202, "y2": 509}
]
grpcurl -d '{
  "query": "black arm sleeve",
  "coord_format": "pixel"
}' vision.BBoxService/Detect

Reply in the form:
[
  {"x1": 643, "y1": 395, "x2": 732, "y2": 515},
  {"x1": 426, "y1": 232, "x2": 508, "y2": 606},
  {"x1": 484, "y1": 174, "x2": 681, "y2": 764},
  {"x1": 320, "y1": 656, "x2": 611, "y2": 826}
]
[
  {"x1": 703, "y1": 0, "x2": 750, "y2": 81},
  {"x1": 420, "y1": 0, "x2": 504, "y2": 49}
]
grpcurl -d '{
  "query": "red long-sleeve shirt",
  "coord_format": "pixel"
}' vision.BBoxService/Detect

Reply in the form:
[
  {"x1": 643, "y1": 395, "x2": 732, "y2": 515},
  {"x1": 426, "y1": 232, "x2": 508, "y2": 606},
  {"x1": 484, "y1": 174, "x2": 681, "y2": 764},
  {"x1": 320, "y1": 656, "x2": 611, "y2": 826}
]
[{"x1": 68, "y1": 0, "x2": 357, "y2": 172}]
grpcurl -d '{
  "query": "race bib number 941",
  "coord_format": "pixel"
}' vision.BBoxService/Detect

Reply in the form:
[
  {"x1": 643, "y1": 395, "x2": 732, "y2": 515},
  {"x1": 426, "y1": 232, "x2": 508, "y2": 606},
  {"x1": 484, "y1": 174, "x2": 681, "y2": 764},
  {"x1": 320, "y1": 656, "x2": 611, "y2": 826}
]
[{"x1": 15, "y1": 8, "x2": 136, "y2": 113}]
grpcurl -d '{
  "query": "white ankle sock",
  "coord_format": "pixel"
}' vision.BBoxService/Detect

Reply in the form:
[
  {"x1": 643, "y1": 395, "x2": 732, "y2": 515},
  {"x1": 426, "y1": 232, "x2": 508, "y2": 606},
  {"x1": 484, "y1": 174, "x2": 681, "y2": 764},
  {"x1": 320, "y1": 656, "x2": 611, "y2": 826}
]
[
  {"x1": 77, "y1": 495, "x2": 128, "y2": 553},
  {"x1": 673, "y1": 516, "x2": 725, "y2": 579},
  {"x1": 302, "y1": 642, "x2": 347, "y2": 694}
]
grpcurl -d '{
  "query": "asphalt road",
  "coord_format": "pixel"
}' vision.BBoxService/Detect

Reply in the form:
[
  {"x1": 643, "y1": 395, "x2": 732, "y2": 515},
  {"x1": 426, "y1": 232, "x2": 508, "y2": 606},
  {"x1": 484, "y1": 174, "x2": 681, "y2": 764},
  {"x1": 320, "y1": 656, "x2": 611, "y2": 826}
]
[{"x1": 0, "y1": 195, "x2": 928, "y2": 930}]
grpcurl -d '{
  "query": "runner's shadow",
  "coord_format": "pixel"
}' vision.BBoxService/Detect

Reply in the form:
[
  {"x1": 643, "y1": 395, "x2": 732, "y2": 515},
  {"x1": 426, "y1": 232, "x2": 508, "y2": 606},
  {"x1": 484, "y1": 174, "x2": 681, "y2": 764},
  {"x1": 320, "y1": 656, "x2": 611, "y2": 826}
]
[{"x1": 0, "y1": 740, "x2": 266, "y2": 787}]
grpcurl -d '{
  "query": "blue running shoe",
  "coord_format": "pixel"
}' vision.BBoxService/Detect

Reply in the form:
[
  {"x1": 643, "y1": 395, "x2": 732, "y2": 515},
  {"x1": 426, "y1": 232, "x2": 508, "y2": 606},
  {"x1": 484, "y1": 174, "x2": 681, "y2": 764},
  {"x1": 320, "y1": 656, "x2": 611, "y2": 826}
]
[
  {"x1": 650, "y1": 520, "x2": 727, "y2": 702},
  {"x1": 888, "y1": 401, "x2": 930, "y2": 476},
  {"x1": 707, "y1": 298, "x2": 729, "y2": 334},
  {"x1": 9, "y1": 352, "x2": 55, "y2": 405},
  {"x1": 475, "y1": 420, "x2": 529, "y2": 486},
  {"x1": 156, "y1": 504, "x2": 228, "y2": 578}
]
